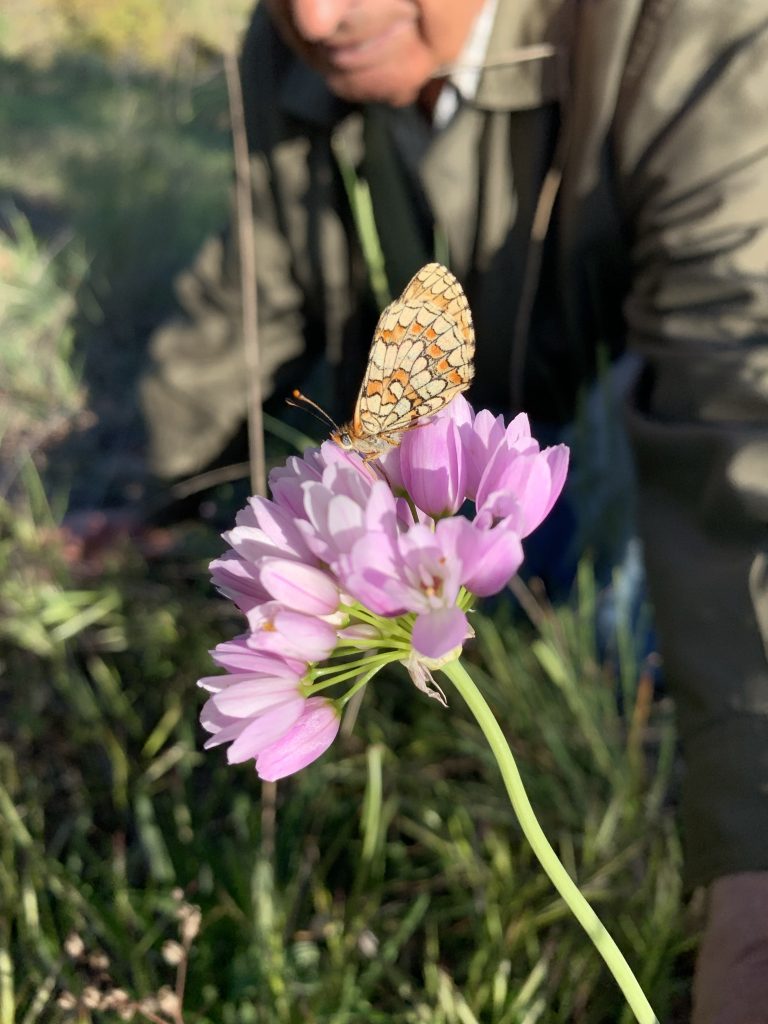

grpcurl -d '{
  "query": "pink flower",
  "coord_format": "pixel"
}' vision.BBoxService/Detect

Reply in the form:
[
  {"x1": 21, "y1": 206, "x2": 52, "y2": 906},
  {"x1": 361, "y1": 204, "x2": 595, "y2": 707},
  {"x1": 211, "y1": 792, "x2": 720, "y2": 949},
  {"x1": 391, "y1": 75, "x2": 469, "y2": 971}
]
[
  {"x1": 297, "y1": 457, "x2": 399, "y2": 563},
  {"x1": 198, "y1": 653, "x2": 307, "y2": 764},
  {"x1": 340, "y1": 526, "x2": 452, "y2": 618},
  {"x1": 199, "y1": 397, "x2": 569, "y2": 780},
  {"x1": 341, "y1": 518, "x2": 517, "y2": 660},
  {"x1": 267, "y1": 450, "x2": 326, "y2": 516},
  {"x1": 411, "y1": 605, "x2": 473, "y2": 660},
  {"x1": 461, "y1": 406, "x2": 529, "y2": 500},
  {"x1": 435, "y1": 515, "x2": 525, "y2": 598},
  {"x1": 199, "y1": 642, "x2": 341, "y2": 778},
  {"x1": 391, "y1": 395, "x2": 568, "y2": 538},
  {"x1": 210, "y1": 551, "x2": 268, "y2": 618},
  {"x1": 210, "y1": 637, "x2": 304, "y2": 675},
  {"x1": 399, "y1": 413, "x2": 467, "y2": 517},
  {"x1": 246, "y1": 606, "x2": 339, "y2": 661},
  {"x1": 259, "y1": 558, "x2": 340, "y2": 616},
  {"x1": 224, "y1": 494, "x2": 317, "y2": 565},
  {"x1": 255, "y1": 697, "x2": 341, "y2": 781},
  {"x1": 475, "y1": 442, "x2": 569, "y2": 537},
  {"x1": 268, "y1": 442, "x2": 375, "y2": 516}
]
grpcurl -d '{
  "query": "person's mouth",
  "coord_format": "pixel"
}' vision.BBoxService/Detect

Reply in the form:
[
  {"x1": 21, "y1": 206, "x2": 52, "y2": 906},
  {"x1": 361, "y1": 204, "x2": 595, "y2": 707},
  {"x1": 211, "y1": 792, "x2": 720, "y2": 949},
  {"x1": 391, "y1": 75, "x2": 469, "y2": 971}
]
[{"x1": 321, "y1": 17, "x2": 415, "y2": 71}]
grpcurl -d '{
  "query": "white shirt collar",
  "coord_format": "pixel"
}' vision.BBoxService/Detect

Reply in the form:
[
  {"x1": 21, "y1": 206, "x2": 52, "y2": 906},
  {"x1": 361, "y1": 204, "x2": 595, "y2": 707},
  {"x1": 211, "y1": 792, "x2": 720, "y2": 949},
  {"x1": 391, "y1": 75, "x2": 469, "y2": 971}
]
[{"x1": 433, "y1": 0, "x2": 500, "y2": 129}]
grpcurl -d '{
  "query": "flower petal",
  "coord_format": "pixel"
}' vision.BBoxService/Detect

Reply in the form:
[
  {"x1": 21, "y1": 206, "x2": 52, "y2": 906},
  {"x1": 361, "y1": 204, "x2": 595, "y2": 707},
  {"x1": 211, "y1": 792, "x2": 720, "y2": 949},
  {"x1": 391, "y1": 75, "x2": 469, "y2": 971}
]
[
  {"x1": 212, "y1": 677, "x2": 302, "y2": 718},
  {"x1": 341, "y1": 533, "x2": 410, "y2": 615},
  {"x1": 226, "y1": 700, "x2": 306, "y2": 764},
  {"x1": 210, "y1": 552, "x2": 268, "y2": 614},
  {"x1": 271, "y1": 610, "x2": 338, "y2": 662},
  {"x1": 438, "y1": 517, "x2": 524, "y2": 597},
  {"x1": 197, "y1": 670, "x2": 258, "y2": 694},
  {"x1": 259, "y1": 558, "x2": 339, "y2": 615},
  {"x1": 400, "y1": 415, "x2": 467, "y2": 517},
  {"x1": 476, "y1": 443, "x2": 570, "y2": 537},
  {"x1": 209, "y1": 639, "x2": 304, "y2": 676},
  {"x1": 255, "y1": 697, "x2": 340, "y2": 781},
  {"x1": 411, "y1": 606, "x2": 472, "y2": 660},
  {"x1": 201, "y1": 715, "x2": 248, "y2": 750}
]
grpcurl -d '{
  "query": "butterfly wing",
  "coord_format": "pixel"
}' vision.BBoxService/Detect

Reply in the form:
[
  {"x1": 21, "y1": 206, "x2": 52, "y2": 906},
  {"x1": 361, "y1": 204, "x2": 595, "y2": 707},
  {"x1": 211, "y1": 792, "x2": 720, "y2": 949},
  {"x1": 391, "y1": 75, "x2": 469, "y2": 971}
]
[{"x1": 352, "y1": 263, "x2": 475, "y2": 440}]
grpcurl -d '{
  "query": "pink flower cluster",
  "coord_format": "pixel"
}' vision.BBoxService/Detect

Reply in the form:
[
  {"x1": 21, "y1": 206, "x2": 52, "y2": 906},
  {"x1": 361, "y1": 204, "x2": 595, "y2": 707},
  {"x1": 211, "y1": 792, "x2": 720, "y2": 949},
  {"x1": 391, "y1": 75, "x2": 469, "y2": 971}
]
[{"x1": 199, "y1": 397, "x2": 568, "y2": 780}]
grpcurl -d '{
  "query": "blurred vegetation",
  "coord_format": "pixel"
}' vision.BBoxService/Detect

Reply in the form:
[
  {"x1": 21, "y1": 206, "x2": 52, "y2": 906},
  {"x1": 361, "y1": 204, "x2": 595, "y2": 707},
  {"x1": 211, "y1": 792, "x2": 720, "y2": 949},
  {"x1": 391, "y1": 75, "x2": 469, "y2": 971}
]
[
  {"x1": 0, "y1": 0, "x2": 252, "y2": 66},
  {"x1": 0, "y1": 51, "x2": 232, "y2": 314},
  {"x1": 0, "y1": 13, "x2": 237, "y2": 508},
  {"x1": 0, "y1": 211, "x2": 86, "y2": 472},
  {"x1": 0, "y1": 4, "x2": 694, "y2": 1021}
]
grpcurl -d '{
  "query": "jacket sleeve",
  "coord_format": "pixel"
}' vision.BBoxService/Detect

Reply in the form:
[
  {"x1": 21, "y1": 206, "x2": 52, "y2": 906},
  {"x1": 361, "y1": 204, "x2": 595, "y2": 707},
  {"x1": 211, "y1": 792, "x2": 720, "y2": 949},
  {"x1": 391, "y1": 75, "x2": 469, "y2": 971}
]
[
  {"x1": 141, "y1": 167, "x2": 308, "y2": 479},
  {"x1": 615, "y1": 4, "x2": 768, "y2": 887}
]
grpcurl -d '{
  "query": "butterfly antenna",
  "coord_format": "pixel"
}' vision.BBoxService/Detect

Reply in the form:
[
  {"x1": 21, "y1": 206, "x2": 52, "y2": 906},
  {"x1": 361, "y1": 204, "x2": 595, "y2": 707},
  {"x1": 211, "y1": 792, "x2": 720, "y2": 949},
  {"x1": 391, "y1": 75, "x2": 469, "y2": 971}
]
[{"x1": 286, "y1": 389, "x2": 341, "y2": 431}]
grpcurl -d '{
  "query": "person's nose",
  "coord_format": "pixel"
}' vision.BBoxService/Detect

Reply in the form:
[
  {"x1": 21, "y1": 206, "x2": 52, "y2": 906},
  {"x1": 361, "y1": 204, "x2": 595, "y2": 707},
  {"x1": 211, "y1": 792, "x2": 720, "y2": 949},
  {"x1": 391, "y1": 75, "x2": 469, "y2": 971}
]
[{"x1": 290, "y1": 0, "x2": 354, "y2": 40}]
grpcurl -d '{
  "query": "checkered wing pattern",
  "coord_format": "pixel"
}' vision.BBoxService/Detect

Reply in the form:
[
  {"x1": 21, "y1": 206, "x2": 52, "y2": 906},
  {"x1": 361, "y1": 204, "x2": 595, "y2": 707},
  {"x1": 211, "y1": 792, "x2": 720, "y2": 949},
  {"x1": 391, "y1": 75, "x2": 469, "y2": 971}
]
[{"x1": 336, "y1": 263, "x2": 475, "y2": 457}]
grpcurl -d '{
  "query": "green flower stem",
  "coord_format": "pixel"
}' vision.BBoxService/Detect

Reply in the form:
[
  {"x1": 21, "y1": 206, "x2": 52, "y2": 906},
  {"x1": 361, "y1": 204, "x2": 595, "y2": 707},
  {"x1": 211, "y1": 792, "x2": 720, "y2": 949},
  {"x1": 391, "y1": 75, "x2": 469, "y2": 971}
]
[
  {"x1": 311, "y1": 654, "x2": 399, "y2": 692},
  {"x1": 332, "y1": 639, "x2": 392, "y2": 652},
  {"x1": 313, "y1": 651, "x2": 394, "y2": 677},
  {"x1": 337, "y1": 603, "x2": 414, "y2": 645},
  {"x1": 441, "y1": 658, "x2": 658, "y2": 1024},
  {"x1": 338, "y1": 664, "x2": 383, "y2": 705}
]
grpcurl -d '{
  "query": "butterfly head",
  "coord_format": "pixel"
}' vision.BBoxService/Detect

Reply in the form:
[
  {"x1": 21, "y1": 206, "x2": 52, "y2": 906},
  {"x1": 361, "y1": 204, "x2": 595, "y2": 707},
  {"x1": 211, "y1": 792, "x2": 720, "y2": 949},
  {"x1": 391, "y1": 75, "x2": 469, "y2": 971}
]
[{"x1": 330, "y1": 427, "x2": 354, "y2": 450}]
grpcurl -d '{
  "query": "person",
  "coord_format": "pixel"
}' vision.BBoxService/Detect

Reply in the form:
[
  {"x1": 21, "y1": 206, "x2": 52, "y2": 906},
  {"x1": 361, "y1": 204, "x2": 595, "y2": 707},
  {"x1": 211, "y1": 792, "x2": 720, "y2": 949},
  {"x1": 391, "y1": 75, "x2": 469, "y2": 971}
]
[{"x1": 140, "y1": 1, "x2": 768, "y2": 1020}]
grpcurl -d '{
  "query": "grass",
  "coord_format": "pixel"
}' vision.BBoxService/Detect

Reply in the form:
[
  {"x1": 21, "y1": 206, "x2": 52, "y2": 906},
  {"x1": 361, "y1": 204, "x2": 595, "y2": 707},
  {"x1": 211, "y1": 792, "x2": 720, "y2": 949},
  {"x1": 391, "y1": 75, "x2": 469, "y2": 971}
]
[
  {"x1": 0, "y1": 23, "x2": 693, "y2": 1024},
  {"x1": 0, "y1": 481, "x2": 692, "y2": 1022},
  {"x1": 0, "y1": 209, "x2": 85, "y2": 473}
]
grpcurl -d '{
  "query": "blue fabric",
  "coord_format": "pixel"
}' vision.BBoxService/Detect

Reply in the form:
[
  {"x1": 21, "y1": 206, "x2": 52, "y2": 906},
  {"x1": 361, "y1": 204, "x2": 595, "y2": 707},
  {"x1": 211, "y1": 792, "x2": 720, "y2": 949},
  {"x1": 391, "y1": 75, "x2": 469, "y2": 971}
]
[{"x1": 520, "y1": 355, "x2": 659, "y2": 678}]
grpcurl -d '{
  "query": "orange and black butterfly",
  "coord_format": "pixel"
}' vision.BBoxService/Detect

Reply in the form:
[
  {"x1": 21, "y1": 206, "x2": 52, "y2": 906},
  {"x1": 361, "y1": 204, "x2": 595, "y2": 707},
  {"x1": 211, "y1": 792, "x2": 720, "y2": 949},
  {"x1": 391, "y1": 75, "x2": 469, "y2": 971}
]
[{"x1": 292, "y1": 263, "x2": 475, "y2": 461}]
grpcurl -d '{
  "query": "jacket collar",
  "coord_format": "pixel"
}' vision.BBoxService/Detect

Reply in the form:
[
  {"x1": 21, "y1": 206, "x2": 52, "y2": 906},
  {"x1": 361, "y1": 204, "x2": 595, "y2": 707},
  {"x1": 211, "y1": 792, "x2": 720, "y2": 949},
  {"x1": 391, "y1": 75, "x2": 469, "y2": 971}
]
[{"x1": 476, "y1": 0, "x2": 573, "y2": 109}]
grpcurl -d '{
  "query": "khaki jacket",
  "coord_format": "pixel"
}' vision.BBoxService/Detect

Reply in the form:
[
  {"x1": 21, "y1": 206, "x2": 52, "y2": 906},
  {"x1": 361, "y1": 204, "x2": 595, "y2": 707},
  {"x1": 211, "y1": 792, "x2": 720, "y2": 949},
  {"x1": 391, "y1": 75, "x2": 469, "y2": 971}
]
[{"x1": 142, "y1": 0, "x2": 768, "y2": 886}]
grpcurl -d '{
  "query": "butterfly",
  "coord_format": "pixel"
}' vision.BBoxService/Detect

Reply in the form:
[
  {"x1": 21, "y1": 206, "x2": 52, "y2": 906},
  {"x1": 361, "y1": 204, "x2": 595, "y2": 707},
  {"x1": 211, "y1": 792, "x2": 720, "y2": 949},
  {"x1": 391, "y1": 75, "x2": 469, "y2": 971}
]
[{"x1": 292, "y1": 263, "x2": 475, "y2": 461}]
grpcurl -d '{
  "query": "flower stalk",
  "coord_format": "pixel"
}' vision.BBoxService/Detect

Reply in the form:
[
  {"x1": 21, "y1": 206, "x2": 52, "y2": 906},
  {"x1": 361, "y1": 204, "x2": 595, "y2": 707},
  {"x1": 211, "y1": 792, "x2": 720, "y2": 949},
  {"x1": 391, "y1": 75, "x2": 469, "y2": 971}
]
[{"x1": 441, "y1": 657, "x2": 659, "y2": 1024}]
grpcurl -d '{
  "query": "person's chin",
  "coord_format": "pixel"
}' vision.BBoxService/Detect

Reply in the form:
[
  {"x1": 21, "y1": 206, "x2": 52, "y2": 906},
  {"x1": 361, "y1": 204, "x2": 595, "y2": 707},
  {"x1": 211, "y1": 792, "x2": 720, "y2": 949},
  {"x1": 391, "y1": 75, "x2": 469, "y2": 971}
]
[{"x1": 323, "y1": 64, "x2": 425, "y2": 107}]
